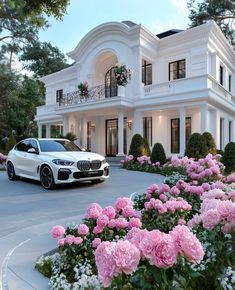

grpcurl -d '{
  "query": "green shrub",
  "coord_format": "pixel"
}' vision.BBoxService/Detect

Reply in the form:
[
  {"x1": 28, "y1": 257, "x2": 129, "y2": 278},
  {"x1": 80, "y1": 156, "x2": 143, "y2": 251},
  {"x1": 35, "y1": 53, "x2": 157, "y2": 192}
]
[
  {"x1": 129, "y1": 134, "x2": 144, "y2": 159},
  {"x1": 202, "y1": 132, "x2": 217, "y2": 155},
  {"x1": 217, "y1": 149, "x2": 223, "y2": 156},
  {"x1": 151, "y1": 142, "x2": 167, "y2": 165},
  {"x1": 221, "y1": 142, "x2": 235, "y2": 173},
  {"x1": 185, "y1": 132, "x2": 207, "y2": 160},
  {"x1": 6, "y1": 134, "x2": 16, "y2": 153},
  {"x1": 142, "y1": 138, "x2": 151, "y2": 156}
]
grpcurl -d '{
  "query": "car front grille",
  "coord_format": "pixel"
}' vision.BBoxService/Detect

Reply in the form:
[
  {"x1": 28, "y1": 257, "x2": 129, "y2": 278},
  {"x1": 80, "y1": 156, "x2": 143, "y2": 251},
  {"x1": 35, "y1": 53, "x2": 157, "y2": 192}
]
[
  {"x1": 77, "y1": 161, "x2": 91, "y2": 171},
  {"x1": 91, "y1": 160, "x2": 101, "y2": 170}
]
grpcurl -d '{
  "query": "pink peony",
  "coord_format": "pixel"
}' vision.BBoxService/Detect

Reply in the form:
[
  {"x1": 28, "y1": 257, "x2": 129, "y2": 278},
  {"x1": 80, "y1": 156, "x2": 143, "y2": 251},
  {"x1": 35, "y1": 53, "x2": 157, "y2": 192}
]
[
  {"x1": 97, "y1": 214, "x2": 109, "y2": 227},
  {"x1": 102, "y1": 206, "x2": 116, "y2": 220},
  {"x1": 122, "y1": 205, "x2": 136, "y2": 218},
  {"x1": 57, "y1": 238, "x2": 65, "y2": 247},
  {"x1": 51, "y1": 225, "x2": 65, "y2": 239},
  {"x1": 115, "y1": 217, "x2": 128, "y2": 230},
  {"x1": 65, "y1": 235, "x2": 75, "y2": 245},
  {"x1": 93, "y1": 225, "x2": 104, "y2": 235},
  {"x1": 170, "y1": 225, "x2": 204, "y2": 263},
  {"x1": 201, "y1": 209, "x2": 221, "y2": 230},
  {"x1": 73, "y1": 237, "x2": 83, "y2": 245},
  {"x1": 92, "y1": 238, "x2": 102, "y2": 248},
  {"x1": 77, "y1": 224, "x2": 89, "y2": 236},
  {"x1": 85, "y1": 202, "x2": 103, "y2": 219},
  {"x1": 128, "y1": 217, "x2": 142, "y2": 229},
  {"x1": 115, "y1": 197, "x2": 133, "y2": 213}
]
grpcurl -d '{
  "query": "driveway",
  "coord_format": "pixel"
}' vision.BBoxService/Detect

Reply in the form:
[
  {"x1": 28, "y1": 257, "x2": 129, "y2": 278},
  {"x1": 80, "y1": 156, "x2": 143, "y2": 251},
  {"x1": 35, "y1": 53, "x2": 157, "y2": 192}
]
[{"x1": 0, "y1": 167, "x2": 165, "y2": 238}]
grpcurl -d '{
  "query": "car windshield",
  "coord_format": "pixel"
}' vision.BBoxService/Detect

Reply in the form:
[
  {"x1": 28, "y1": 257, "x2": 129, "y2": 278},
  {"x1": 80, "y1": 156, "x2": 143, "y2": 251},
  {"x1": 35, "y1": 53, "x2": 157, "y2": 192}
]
[{"x1": 39, "y1": 140, "x2": 82, "y2": 152}]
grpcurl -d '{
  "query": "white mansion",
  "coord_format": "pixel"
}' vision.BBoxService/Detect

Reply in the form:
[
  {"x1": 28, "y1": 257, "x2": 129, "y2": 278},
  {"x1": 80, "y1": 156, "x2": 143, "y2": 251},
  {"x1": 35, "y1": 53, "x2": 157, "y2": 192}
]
[{"x1": 35, "y1": 20, "x2": 235, "y2": 157}]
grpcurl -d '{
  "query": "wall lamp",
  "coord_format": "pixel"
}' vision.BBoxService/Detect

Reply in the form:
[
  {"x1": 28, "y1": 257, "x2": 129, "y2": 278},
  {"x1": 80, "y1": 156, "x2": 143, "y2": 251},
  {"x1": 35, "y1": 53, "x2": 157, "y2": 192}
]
[{"x1": 127, "y1": 120, "x2": 133, "y2": 130}]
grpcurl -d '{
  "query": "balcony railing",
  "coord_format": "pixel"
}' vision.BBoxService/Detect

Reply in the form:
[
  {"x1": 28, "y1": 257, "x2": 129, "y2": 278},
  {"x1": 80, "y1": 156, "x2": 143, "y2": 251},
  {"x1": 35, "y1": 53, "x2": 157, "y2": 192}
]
[{"x1": 59, "y1": 84, "x2": 118, "y2": 106}]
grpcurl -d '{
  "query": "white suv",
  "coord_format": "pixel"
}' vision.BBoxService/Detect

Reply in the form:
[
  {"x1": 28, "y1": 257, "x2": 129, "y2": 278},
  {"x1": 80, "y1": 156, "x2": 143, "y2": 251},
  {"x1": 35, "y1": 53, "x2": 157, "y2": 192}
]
[{"x1": 7, "y1": 138, "x2": 109, "y2": 189}]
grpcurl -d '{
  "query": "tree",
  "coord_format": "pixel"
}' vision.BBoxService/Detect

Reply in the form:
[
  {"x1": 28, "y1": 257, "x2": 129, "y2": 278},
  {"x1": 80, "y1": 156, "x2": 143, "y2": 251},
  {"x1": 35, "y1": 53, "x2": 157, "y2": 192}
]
[
  {"x1": 20, "y1": 41, "x2": 69, "y2": 77},
  {"x1": 185, "y1": 132, "x2": 208, "y2": 159},
  {"x1": 129, "y1": 134, "x2": 144, "y2": 160},
  {"x1": 221, "y1": 141, "x2": 235, "y2": 173},
  {"x1": 188, "y1": 0, "x2": 235, "y2": 46},
  {"x1": 0, "y1": 0, "x2": 70, "y2": 67},
  {"x1": 202, "y1": 131, "x2": 217, "y2": 155},
  {"x1": 151, "y1": 143, "x2": 167, "y2": 165}
]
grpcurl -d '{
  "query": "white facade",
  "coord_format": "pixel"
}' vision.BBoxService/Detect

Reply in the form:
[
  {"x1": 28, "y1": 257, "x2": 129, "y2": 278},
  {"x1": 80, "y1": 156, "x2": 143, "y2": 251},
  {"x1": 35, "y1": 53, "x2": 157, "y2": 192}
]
[{"x1": 35, "y1": 21, "x2": 235, "y2": 157}]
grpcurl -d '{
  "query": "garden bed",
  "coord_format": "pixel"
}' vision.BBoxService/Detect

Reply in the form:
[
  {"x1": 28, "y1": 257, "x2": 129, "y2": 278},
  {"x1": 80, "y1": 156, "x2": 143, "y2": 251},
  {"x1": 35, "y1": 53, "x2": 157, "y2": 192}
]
[{"x1": 36, "y1": 154, "x2": 235, "y2": 290}]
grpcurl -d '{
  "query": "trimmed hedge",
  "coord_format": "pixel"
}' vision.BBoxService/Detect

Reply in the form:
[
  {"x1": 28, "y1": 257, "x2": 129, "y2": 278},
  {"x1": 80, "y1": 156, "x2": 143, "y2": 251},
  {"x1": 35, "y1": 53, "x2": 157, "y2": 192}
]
[
  {"x1": 202, "y1": 131, "x2": 217, "y2": 155},
  {"x1": 185, "y1": 133, "x2": 207, "y2": 160},
  {"x1": 222, "y1": 142, "x2": 235, "y2": 173},
  {"x1": 129, "y1": 134, "x2": 144, "y2": 159},
  {"x1": 142, "y1": 138, "x2": 151, "y2": 156},
  {"x1": 151, "y1": 142, "x2": 166, "y2": 165}
]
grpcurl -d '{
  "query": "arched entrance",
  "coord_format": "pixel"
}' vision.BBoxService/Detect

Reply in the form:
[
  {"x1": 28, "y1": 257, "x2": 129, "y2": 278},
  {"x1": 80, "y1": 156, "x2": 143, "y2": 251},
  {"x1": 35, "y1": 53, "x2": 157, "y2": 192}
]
[{"x1": 105, "y1": 67, "x2": 117, "y2": 98}]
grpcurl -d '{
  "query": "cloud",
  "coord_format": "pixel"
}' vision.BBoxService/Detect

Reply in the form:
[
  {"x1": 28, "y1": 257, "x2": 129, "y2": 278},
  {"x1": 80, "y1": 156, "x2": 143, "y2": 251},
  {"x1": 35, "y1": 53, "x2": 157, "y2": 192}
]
[{"x1": 170, "y1": 0, "x2": 188, "y2": 14}]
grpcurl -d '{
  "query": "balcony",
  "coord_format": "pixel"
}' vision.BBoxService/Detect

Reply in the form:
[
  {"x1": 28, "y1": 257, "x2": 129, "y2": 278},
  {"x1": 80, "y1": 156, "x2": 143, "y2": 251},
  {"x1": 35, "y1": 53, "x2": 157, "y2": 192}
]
[{"x1": 59, "y1": 84, "x2": 120, "y2": 107}]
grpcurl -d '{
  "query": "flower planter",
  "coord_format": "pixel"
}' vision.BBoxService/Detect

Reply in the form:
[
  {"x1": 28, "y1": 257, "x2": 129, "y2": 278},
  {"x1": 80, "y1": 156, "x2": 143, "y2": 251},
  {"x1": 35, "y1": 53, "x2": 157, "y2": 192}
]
[{"x1": 118, "y1": 85, "x2": 125, "y2": 97}]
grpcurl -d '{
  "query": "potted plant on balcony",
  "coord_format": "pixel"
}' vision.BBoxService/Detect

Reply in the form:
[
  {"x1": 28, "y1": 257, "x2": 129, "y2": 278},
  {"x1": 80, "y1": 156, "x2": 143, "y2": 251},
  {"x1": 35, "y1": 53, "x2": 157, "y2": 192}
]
[
  {"x1": 78, "y1": 81, "x2": 89, "y2": 101},
  {"x1": 114, "y1": 64, "x2": 131, "y2": 97}
]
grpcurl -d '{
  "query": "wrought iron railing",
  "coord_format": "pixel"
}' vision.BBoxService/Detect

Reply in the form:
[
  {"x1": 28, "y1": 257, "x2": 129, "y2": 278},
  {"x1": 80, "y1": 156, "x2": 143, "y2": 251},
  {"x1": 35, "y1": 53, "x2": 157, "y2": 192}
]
[{"x1": 59, "y1": 84, "x2": 118, "y2": 106}]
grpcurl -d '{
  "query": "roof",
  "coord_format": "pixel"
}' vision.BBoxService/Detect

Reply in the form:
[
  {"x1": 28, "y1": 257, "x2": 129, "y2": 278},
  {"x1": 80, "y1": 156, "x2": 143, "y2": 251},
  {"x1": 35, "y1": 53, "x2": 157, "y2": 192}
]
[{"x1": 156, "y1": 29, "x2": 183, "y2": 39}]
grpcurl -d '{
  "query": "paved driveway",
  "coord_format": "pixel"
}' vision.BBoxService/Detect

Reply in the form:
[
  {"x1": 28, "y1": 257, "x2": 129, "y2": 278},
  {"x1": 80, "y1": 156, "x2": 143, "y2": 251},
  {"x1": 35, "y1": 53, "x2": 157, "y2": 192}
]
[{"x1": 0, "y1": 167, "x2": 165, "y2": 238}]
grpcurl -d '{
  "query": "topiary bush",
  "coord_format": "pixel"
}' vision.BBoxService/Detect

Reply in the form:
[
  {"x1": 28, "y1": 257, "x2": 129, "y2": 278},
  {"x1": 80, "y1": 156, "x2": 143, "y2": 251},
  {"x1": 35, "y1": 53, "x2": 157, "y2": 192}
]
[
  {"x1": 185, "y1": 132, "x2": 207, "y2": 160},
  {"x1": 6, "y1": 134, "x2": 16, "y2": 153},
  {"x1": 142, "y1": 138, "x2": 151, "y2": 156},
  {"x1": 150, "y1": 142, "x2": 167, "y2": 165},
  {"x1": 202, "y1": 132, "x2": 217, "y2": 155},
  {"x1": 129, "y1": 134, "x2": 144, "y2": 160},
  {"x1": 221, "y1": 142, "x2": 235, "y2": 173}
]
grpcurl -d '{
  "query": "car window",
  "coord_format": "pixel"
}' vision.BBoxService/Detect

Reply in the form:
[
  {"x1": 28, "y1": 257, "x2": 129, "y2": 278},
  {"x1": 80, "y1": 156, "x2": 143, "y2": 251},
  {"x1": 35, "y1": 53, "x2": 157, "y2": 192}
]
[
  {"x1": 27, "y1": 140, "x2": 39, "y2": 151},
  {"x1": 15, "y1": 141, "x2": 29, "y2": 152},
  {"x1": 39, "y1": 140, "x2": 82, "y2": 152}
]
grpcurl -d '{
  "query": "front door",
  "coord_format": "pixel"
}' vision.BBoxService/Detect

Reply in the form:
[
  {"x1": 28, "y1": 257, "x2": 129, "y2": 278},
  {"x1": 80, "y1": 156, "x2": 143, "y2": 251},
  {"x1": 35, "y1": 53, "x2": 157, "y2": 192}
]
[
  {"x1": 106, "y1": 119, "x2": 118, "y2": 156},
  {"x1": 105, "y1": 67, "x2": 118, "y2": 98},
  {"x1": 106, "y1": 119, "x2": 127, "y2": 156}
]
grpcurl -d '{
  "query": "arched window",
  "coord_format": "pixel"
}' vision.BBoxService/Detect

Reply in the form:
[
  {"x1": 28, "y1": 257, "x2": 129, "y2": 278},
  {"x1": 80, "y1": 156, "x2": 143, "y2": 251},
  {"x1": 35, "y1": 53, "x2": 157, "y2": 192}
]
[{"x1": 105, "y1": 67, "x2": 117, "y2": 97}]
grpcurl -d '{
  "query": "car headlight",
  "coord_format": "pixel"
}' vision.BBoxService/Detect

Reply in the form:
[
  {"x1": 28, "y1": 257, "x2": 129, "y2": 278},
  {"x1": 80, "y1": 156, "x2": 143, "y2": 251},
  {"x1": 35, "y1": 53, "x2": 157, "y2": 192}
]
[
  {"x1": 102, "y1": 158, "x2": 107, "y2": 164},
  {"x1": 52, "y1": 159, "x2": 74, "y2": 166}
]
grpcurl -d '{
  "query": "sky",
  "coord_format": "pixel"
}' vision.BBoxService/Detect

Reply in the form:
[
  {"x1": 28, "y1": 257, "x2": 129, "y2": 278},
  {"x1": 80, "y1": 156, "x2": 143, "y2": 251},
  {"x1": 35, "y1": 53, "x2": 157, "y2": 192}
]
[{"x1": 38, "y1": 0, "x2": 190, "y2": 58}]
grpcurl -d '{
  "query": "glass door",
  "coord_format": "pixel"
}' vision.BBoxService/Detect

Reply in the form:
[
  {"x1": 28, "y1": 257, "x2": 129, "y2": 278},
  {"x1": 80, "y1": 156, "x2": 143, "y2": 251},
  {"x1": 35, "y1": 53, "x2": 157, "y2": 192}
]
[
  {"x1": 106, "y1": 119, "x2": 118, "y2": 156},
  {"x1": 105, "y1": 67, "x2": 118, "y2": 98}
]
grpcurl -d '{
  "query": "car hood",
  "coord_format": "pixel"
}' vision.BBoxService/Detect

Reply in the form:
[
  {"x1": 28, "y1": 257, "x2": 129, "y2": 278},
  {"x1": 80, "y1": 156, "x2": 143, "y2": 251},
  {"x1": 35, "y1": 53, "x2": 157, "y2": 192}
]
[{"x1": 41, "y1": 151, "x2": 106, "y2": 162}]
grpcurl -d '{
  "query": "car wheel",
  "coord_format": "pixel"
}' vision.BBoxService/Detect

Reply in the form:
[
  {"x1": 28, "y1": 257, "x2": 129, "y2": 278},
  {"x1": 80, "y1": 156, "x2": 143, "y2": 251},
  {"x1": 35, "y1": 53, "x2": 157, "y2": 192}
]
[
  {"x1": 7, "y1": 161, "x2": 18, "y2": 180},
  {"x1": 91, "y1": 179, "x2": 104, "y2": 184},
  {"x1": 40, "y1": 166, "x2": 55, "y2": 190}
]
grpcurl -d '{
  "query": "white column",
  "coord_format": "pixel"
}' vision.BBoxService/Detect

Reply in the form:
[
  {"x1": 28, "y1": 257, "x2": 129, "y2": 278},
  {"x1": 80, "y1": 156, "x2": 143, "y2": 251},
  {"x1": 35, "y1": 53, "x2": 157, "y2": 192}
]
[
  {"x1": 38, "y1": 123, "x2": 42, "y2": 138},
  {"x1": 82, "y1": 118, "x2": 87, "y2": 149},
  {"x1": 200, "y1": 104, "x2": 208, "y2": 133},
  {"x1": 117, "y1": 111, "x2": 124, "y2": 156},
  {"x1": 224, "y1": 118, "x2": 229, "y2": 146},
  {"x1": 231, "y1": 121, "x2": 235, "y2": 142},
  {"x1": 63, "y1": 116, "x2": 68, "y2": 135},
  {"x1": 133, "y1": 110, "x2": 142, "y2": 135},
  {"x1": 179, "y1": 108, "x2": 186, "y2": 155},
  {"x1": 46, "y1": 124, "x2": 50, "y2": 138}
]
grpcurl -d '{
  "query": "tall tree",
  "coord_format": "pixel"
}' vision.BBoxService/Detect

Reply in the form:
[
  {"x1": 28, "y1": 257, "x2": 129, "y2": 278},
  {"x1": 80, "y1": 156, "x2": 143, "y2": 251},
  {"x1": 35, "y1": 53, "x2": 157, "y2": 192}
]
[
  {"x1": 20, "y1": 41, "x2": 69, "y2": 77},
  {"x1": 0, "y1": 0, "x2": 70, "y2": 67},
  {"x1": 188, "y1": 0, "x2": 235, "y2": 46}
]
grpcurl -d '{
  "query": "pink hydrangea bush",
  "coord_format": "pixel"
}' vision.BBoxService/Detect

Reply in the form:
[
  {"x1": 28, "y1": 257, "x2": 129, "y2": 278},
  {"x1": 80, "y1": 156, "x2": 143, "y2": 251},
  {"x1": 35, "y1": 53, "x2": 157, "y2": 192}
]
[{"x1": 0, "y1": 153, "x2": 6, "y2": 169}]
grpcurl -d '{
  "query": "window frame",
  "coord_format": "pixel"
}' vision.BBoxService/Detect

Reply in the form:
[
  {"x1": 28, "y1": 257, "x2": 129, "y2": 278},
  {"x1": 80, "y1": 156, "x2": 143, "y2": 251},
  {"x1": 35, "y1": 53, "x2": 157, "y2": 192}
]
[
  {"x1": 169, "y1": 59, "x2": 186, "y2": 81},
  {"x1": 56, "y1": 89, "x2": 63, "y2": 103},
  {"x1": 142, "y1": 60, "x2": 152, "y2": 86},
  {"x1": 143, "y1": 116, "x2": 152, "y2": 146},
  {"x1": 171, "y1": 117, "x2": 191, "y2": 153}
]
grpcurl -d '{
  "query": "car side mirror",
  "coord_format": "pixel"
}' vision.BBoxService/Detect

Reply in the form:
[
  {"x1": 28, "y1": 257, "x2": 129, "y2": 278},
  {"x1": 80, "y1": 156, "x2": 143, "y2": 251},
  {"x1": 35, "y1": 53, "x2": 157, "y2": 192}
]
[
  {"x1": 81, "y1": 148, "x2": 86, "y2": 152},
  {"x1": 27, "y1": 148, "x2": 39, "y2": 154}
]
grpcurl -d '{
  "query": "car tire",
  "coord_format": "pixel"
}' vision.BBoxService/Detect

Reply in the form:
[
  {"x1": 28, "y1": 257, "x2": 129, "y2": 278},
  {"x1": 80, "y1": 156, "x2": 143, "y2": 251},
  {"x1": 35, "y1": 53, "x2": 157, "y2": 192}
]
[
  {"x1": 40, "y1": 165, "x2": 55, "y2": 190},
  {"x1": 91, "y1": 179, "x2": 104, "y2": 184},
  {"x1": 7, "y1": 161, "x2": 18, "y2": 180}
]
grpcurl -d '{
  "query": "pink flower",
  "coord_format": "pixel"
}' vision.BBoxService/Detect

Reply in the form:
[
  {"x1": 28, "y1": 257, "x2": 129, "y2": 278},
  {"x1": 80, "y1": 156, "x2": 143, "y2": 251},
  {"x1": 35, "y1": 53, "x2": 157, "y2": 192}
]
[
  {"x1": 115, "y1": 218, "x2": 128, "y2": 230},
  {"x1": 177, "y1": 219, "x2": 186, "y2": 225},
  {"x1": 171, "y1": 186, "x2": 180, "y2": 196},
  {"x1": 102, "y1": 206, "x2": 116, "y2": 220},
  {"x1": 85, "y1": 203, "x2": 103, "y2": 219},
  {"x1": 170, "y1": 225, "x2": 204, "y2": 263},
  {"x1": 51, "y1": 225, "x2": 65, "y2": 239},
  {"x1": 73, "y1": 237, "x2": 83, "y2": 245},
  {"x1": 159, "y1": 194, "x2": 167, "y2": 201},
  {"x1": 57, "y1": 238, "x2": 65, "y2": 247},
  {"x1": 113, "y1": 240, "x2": 140, "y2": 275},
  {"x1": 65, "y1": 235, "x2": 75, "y2": 245},
  {"x1": 95, "y1": 241, "x2": 117, "y2": 287},
  {"x1": 92, "y1": 238, "x2": 102, "y2": 248},
  {"x1": 77, "y1": 224, "x2": 89, "y2": 236},
  {"x1": 126, "y1": 228, "x2": 148, "y2": 255},
  {"x1": 115, "y1": 197, "x2": 133, "y2": 213},
  {"x1": 141, "y1": 230, "x2": 177, "y2": 268},
  {"x1": 128, "y1": 217, "x2": 142, "y2": 229},
  {"x1": 122, "y1": 205, "x2": 136, "y2": 218},
  {"x1": 93, "y1": 225, "x2": 104, "y2": 235},
  {"x1": 201, "y1": 209, "x2": 221, "y2": 230},
  {"x1": 97, "y1": 214, "x2": 109, "y2": 227}
]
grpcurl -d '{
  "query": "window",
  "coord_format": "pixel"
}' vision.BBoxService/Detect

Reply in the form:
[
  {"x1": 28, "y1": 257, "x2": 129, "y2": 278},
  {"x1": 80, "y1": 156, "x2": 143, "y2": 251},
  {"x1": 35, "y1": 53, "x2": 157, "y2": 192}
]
[
  {"x1": 15, "y1": 141, "x2": 29, "y2": 152},
  {"x1": 142, "y1": 60, "x2": 152, "y2": 85},
  {"x1": 229, "y1": 74, "x2": 232, "y2": 92},
  {"x1": 169, "y1": 59, "x2": 185, "y2": 81},
  {"x1": 220, "y1": 118, "x2": 224, "y2": 149},
  {"x1": 87, "y1": 121, "x2": 92, "y2": 152},
  {"x1": 229, "y1": 121, "x2": 232, "y2": 142},
  {"x1": 143, "y1": 117, "x2": 152, "y2": 146},
  {"x1": 56, "y1": 89, "x2": 63, "y2": 103},
  {"x1": 220, "y1": 66, "x2": 223, "y2": 86},
  {"x1": 171, "y1": 117, "x2": 191, "y2": 153}
]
